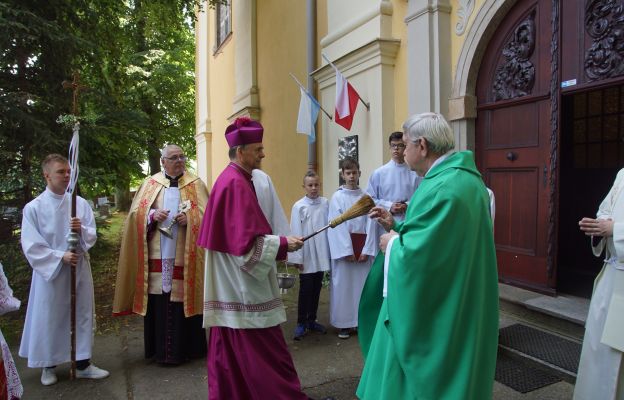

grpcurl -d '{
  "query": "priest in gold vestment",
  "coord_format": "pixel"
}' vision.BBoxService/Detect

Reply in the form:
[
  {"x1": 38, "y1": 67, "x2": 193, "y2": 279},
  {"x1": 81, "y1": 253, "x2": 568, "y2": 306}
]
[{"x1": 113, "y1": 145, "x2": 209, "y2": 364}]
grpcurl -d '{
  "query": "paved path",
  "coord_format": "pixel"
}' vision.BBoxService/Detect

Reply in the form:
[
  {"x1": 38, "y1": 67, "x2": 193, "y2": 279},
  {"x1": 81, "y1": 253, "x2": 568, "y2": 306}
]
[{"x1": 9, "y1": 286, "x2": 575, "y2": 399}]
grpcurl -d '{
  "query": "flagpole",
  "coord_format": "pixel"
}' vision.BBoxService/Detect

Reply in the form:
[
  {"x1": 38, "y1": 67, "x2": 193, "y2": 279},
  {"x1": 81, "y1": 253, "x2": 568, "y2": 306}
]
[
  {"x1": 321, "y1": 53, "x2": 370, "y2": 111},
  {"x1": 289, "y1": 73, "x2": 333, "y2": 120},
  {"x1": 355, "y1": 91, "x2": 370, "y2": 110}
]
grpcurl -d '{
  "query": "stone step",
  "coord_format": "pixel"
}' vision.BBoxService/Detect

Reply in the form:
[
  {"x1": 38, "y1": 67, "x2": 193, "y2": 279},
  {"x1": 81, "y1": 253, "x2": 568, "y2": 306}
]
[{"x1": 499, "y1": 283, "x2": 588, "y2": 341}]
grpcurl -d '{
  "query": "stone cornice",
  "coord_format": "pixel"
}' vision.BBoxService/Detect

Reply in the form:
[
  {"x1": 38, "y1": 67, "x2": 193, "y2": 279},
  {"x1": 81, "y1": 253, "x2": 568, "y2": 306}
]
[
  {"x1": 405, "y1": 1, "x2": 452, "y2": 24},
  {"x1": 320, "y1": 1, "x2": 394, "y2": 48},
  {"x1": 313, "y1": 38, "x2": 401, "y2": 89}
]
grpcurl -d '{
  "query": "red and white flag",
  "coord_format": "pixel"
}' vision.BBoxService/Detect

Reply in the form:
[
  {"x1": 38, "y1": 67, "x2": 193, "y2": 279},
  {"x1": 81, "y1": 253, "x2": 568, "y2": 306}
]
[
  {"x1": 323, "y1": 53, "x2": 362, "y2": 131},
  {"x1": 334, "y1": 69, "x2": 360, "y2": 131}
]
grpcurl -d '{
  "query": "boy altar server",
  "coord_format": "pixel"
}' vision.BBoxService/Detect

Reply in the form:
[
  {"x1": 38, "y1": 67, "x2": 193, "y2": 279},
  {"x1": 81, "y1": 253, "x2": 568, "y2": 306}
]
[
  {"x1": 19, "y1": 154, "x2": 109, "y2": 386},
  {"x1": 290, "y1": 170, "x2": 331, "y2": 340},
  {"x1": 327, "y1": 158, "x2": 376, "y2": 339},
  {"x1": 366, "y1": 131, "x2": 421, "y2": 248}
]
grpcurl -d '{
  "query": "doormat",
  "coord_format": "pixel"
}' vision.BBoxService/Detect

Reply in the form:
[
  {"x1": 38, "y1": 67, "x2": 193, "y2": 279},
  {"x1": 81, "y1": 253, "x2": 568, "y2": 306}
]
[
  {"x1": 495, "y1": 352, "x2": 561, "y2": 393},
  {"x1": 498, "y1": 324, "x2": 581, "y2": 373}
]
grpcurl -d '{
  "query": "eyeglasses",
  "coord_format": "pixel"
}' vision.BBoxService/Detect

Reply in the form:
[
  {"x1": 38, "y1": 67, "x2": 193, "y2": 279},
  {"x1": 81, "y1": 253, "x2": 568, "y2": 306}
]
[
  {"x1": 390, "y1": 143, "x2": 406, "y2": 149},
  {"x1": 163, "y1": 155, "x2": 187, "y2": 162}
]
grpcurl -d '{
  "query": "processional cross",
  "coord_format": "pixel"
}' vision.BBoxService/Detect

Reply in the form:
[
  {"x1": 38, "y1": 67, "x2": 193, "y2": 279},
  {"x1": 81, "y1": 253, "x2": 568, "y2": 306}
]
[{"x1": 62, "y1": 72, "x2": 87, "y2": 380}]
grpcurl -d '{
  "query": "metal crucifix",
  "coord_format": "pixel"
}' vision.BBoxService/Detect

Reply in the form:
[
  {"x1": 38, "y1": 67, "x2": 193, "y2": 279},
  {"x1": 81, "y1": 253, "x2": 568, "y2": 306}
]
[{"x1": 62, "y1": 72, "x2": 87, "y2": 380}]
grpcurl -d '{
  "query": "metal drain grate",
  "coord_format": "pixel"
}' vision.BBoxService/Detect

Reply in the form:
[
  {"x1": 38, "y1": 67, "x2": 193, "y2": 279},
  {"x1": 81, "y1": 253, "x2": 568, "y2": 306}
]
[
  {"x1": 495, "y1": 352, "x2": 561, "y2": 393},
  {"x1": 499, "y1": 324, "x2": 581, "y2": 373}
]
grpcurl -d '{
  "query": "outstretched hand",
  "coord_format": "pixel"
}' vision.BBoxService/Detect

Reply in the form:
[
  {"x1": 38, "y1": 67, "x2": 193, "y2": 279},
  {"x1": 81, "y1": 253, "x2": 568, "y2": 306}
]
[
  {"x1": 369, "y1": 206, "x2": 394, "y2": 232},
  {"x1": 286, "y1": 236, "x2": 304, "y2": 252}
]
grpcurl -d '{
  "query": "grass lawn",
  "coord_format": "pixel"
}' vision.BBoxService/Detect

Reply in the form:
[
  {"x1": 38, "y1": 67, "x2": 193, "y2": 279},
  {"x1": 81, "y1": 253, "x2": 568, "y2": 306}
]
[{"x1": 1, "y1": 211, "x2": 127, "y2": 346}]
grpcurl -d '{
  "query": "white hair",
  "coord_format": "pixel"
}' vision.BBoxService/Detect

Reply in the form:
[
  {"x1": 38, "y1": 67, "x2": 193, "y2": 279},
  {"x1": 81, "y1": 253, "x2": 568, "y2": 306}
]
[
  {"x1": 161, "y1": 144, "x2": 182, "y2": 159},
  {"x1": 402, "y1": 112, "x2": 455, "y2": 155}
]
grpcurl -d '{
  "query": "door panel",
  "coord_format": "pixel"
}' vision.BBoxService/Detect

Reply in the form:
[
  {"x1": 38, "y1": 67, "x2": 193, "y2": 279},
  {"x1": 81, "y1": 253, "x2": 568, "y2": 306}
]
[
  {"x1": 476, "y1": 0, "x2": 553, "y2": 290},
  {"x1": 490, "y1": 168, "x2": 539, "y2": 255},
  {"x1": 488, "y1": 103, "x2": 540, "y2": 148}
]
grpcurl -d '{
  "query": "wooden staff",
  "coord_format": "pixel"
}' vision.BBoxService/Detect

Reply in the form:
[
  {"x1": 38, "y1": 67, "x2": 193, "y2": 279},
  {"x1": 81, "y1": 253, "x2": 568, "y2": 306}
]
[
  {"x1": 302, "y1": 194, "x2": 375, "y2": 241},
  {"x1": 62, "y1": 72, "x2": 87, "y2": 380}
]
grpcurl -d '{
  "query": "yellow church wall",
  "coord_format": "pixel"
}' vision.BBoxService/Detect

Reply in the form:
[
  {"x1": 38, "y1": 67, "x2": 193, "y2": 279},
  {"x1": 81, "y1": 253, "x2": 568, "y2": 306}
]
[
  {"x1": 392, "y1": 0, "x2": 408, "y2": 141},
  {"x1": 206, "y1": 8, "x2": 236, "y2": 184},
  {"x1": 197, "y1": 0, "x2": 417, "y2": 217},
  {"x1": 256, "y1": 0, "x2": 310, "y2": 217},
  {"x1": 450, "y1": 0, "x2": 487, "y2": 82},
  {"x1": 315, "y1": 0, "x2": 328, "y2": 191}
]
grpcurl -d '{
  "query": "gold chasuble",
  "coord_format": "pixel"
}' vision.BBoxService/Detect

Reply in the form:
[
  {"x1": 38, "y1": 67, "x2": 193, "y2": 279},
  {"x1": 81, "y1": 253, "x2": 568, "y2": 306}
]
[{"x1": 113, "y1": 171, "x2": 209, "y2": 317}]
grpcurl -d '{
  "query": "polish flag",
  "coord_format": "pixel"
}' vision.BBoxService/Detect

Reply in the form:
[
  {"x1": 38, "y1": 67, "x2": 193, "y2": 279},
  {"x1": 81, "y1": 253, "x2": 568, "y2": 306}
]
[{"x1": 334, "y1": 69, "x2": 360, "y2": 131}]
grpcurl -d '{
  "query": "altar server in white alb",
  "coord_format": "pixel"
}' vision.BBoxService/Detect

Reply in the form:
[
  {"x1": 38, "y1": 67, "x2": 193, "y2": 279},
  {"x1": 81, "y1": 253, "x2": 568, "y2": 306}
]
[
  {"x1": 290, "y1": 170, "x2": 331, "y2": 340},
  {"x1": 365, "y1": 131, "x2": 421, "y2": 248},
  {"x1": 574, "y1": 168, "x2": 624, "y2": 400},
  {"x1": 328, "y1": 158, "x2": 376, "y2": 339},
  {"x1": 19, "y1": 154, "x2": 109, "y2": 386}
]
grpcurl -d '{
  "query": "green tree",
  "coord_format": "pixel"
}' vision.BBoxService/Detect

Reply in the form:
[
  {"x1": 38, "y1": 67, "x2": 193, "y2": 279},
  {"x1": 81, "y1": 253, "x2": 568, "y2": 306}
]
[{"x1": 0, "y1": 0, "x2": 220, "y2": 218}]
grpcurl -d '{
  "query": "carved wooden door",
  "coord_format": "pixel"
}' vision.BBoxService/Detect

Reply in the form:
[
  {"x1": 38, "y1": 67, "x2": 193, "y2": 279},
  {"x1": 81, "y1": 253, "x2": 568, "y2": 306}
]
[
  {"x1": 557, "y1": 1, "x2": 624, "y2": 296},
  {"x1": 475, "y1": 0, "x2": 555, "y2": 292}
]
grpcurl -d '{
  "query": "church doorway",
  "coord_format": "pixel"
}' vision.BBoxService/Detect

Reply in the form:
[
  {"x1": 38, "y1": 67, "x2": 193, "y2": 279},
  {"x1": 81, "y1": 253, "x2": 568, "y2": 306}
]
[
  {"x1": 472, "y1": 0, "x2": 624, "y2": 296},
  {"x1": 557, "y1": 84, "x2": 624, "y2": 297}
]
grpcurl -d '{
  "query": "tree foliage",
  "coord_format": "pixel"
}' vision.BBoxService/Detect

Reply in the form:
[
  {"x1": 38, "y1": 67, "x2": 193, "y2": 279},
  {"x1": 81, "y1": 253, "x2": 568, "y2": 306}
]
[{"x1": 0, "y1": 0, "x2": 221, "y2": 222}]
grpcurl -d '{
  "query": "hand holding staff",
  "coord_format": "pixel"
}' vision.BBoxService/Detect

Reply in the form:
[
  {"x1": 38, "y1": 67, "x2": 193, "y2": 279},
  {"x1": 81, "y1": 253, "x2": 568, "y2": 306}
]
[{"x1": 302, "y1": 195, "x2": 375, "y2": 241}]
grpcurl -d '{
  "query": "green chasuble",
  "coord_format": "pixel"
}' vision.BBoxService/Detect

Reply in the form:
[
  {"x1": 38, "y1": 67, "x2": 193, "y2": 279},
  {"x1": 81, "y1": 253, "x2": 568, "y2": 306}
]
[
  {"x1": 358, "y1": 251, "x2": 385, "y2": 359},
  {"x1": 357, "y1": 151, "x2": 499, "y2": 400}
]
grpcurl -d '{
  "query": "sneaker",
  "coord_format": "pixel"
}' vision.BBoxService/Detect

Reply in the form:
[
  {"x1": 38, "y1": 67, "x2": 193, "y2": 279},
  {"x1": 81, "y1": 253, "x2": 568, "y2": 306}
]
[
  {"x1": 338, "y1": 328, "x2": 350, "y2": 339},
  {"x1": 308, "y1": 321, "x2": 327, "y2": 334},
  {"x1": 293, "y1": 323, "x2": 307, "y2": 341},
  {"x1": 76, "y1": 364, "x2": 110, "y2": 380},
  {"x1": 41, "y1": 367, "x2": 58, "y2": 386}
]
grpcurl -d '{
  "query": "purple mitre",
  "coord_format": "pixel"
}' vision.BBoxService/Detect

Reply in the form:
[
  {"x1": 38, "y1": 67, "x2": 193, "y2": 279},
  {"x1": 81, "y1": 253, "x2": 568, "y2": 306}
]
[{"x1": 225, "y1": 117, "x2": 264, "y2": 147}]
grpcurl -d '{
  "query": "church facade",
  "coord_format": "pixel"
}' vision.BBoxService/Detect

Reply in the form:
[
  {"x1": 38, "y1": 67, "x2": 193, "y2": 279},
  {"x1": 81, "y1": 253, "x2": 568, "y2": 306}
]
[{"x1": 195, "y1": 0, "x2": 624, "y2": 296}]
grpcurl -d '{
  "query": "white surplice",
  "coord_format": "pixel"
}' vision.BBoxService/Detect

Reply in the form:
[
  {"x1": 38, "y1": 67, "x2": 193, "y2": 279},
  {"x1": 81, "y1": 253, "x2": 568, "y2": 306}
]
[
  {"x1": 253, "y1": 169, "x2": 291, "y2": 236},
  {"x1": 574, "y1": 168, "x2": 624, "y2": 400},
  {"x1": 0, "y1": 262, "x2": 23, "y2": 398},
  {"x1": 366, "y1": 160, "x2": 421, "y2": 249},
  {"x1": 19, "y1": 189, "x2": 97, "y2": 368},
  {"x1": 203, "y1": 235, "x2": 287, "y2": 329},
  {"x1": 327, "y1": 187, "x2": 376, "y2": 328},
  {"x1": 289, "y1": 196, "x2": 330, "y2": 274}
]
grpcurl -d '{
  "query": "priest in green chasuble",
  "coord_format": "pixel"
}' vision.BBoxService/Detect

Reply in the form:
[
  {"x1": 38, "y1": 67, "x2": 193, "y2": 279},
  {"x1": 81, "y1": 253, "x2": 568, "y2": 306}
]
[{"x1": 358, "y1": 112, "x2": 499, "y2": 400}]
